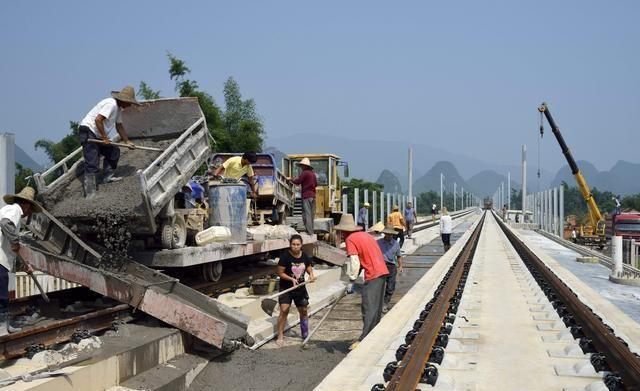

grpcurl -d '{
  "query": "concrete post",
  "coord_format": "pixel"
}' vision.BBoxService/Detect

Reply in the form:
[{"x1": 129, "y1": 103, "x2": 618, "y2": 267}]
[
  {"x1": 548, "y1": 190, "x2": 552, "y2": 233},
  {"x1": 559, "y1": 186, "x2": 564, "y2": 238},
  {"x1": 521, "y1": 145, "x2": 527, "y2": 220},
  {"x1": 372, "y1": 191, "x2": 377, "y2": 225},
  {"x1": 387, "y1": 193, "x2": 391, "y2": 220},
  {"x1": 342, "y1": 194, "x2": 348, "y2": 214},
  {"x1": 354, "y1": 188, "x2": 359, "y2": 222},
  {"x1": 461, "y1": 187, "x2": 464, "y2": 210},
  {"x1": 552, "y1": 187, "x2": 558, "y2": 236},
  {"x1": 364, "y1": 189, "x2": 369, "y2": 228},
  {"x1": 630, "y1": 239, "x2": 637, "y2": 269},
  {"x1": 380, "y1": 191, "x2": 385, "y2": 222},
  {"x1": 0, "y1": 133, "x2": 16, "y2": 207},
  {"x1": 612, "y1": 236, "x2": 623, "y2": 276}
]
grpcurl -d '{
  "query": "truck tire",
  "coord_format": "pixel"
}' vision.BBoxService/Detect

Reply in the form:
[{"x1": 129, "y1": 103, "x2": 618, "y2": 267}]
[
  {"x1": 160, "y1": 215, "x2": 187, "y2": 249},
  {"x1": 202, "y1": 261, "x2": 223, "y2": 282}
]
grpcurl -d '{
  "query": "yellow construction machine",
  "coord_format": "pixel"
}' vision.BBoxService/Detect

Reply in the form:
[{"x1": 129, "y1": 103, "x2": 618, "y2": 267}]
[
  {"x1": 538, "y1": 102, "x2": 606, "y2": 247},
  {"x1": 282, "y1": 153, "x2": 349, "y2": 232}
]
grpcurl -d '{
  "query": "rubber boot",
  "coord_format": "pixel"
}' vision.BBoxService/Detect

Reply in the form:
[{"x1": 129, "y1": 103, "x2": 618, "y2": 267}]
[
  {"x1": 0, "y1": 313, "x2": 7, "y2": 337},
  {"x1": 300, "y1": 317, "x2": 309, "y2": 339},
  {"x1": 84, "y1": 173, "x2": 97, "y2": 199},
  {"x1": 101, "y1": 166, "x2": 122, "y2": 183}
]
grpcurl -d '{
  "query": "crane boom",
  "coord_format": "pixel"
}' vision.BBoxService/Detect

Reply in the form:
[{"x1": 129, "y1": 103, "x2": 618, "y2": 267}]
[{"x1": 538, "y1": 102, "x2": 603, "y2": 232}]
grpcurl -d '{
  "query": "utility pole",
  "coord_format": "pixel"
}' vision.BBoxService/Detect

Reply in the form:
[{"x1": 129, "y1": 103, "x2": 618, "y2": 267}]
[
  {"x1": 507, "y1": 171, "x2": 511, "y2": 211},
  {"x1": 461, "y1": 187, "x2": 464, "y2": 210},
  {"x1": 454, "y1": 182, "x2": 457, "y2": 212},
  {"x1": 440, "y1": 173, "x2": 444, "y2": 214},
  {"x1": 408, "y1": 148, "x2": 413, "y2": 201},
  {"x1": 522, "y1": 145, "x2": 527, "y2": 222}
]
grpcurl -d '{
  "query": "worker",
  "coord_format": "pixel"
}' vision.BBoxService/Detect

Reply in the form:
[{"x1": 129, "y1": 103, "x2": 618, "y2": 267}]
[
  {"x1": 368, "y1": 221, "x2": 385, "y2": 240},
  {"x1": 571, "y1": 228, "x2": 578, "y2": 243},
  {"x1": 431, "y1": 204, "x2": 437, "y2": 222},
  {"x1": 78, "y1": 86, "x2": 140, "y2": 199},
  {"x1": 358, "y1": 202, "x2": 371, "y2": 231},
  {"x1": 290, "y1": 158, "x2": 317, "y2": 234},
  {"x1": 1, "y1": 187, "x2": 41, "y2": 335},
  {"x1": 515, "y1": 213, "x2": 520, "y2": 223},
  {"x1": 335, "y1": 214, "x2": 388, "y2": 350},
  {"x1": 440, "y1": 207, "x2": 453, "y2": 252},
  {"x1": 404, "y1": 202, "x2": 417, "y2": 239},
  {"x1": 213, "y1": 153, "x2": 259, "y2": 198},
  {"x1": 387, "y1": 205, "x2": 406, "y2": 248},
  {"x1": 378, "y1": 224, "x2": 403, "y2": 313},
  {"x1": 178, "y1": 183, "x2": 195, "y2": 209},
  {"x1": 613, "y1": 196, "x2": 622, "y2": 215},
  {"x1": 276, "y1": 234, "x2": 316, "y2": 347}
]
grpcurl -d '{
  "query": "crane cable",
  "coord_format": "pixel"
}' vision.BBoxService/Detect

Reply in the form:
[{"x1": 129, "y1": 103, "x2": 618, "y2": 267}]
[{"x1": 537, "y1": 110, "x2": 544, "y2": 192}]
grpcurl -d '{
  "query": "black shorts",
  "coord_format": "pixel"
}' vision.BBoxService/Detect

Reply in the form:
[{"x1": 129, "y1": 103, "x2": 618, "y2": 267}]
[
  {"x1": 278, "y1": 290, "x2": 309, "y2": 307},
  {"x1": 441, "y1": 233, "x2": 451, "y2": 245}
]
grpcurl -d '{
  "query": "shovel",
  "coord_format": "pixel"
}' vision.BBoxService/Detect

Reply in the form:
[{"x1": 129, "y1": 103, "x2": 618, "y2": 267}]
[
  {"x1": 301, "y1": 287, "x2": 348, "y2": 349},
  {"x1": 261, "y1": 281, "x2": 310, "y2": 316},
  {"x1": 87, "y1": 139, "x2": 163, "y2": 152},
  {"x1": 18, "y1": 254, "x2": 49, "y2": 303}
]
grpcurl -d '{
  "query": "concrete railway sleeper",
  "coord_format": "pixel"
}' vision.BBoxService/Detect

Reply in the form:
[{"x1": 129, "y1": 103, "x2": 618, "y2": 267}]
[
  {"x1": 369, "y1": 211, "x2": 640, "y2": 390},
  {"x1": 375, "y1": 212, "x2": 486, "y2": 391}
]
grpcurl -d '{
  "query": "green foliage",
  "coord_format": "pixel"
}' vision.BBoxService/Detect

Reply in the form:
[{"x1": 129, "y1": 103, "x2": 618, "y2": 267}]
[
  {"x1": 15, "y1": 163, "x2": 34, "y2": 193},
  {"x1": 417, "y1": 191, "x2": 439, "y2": 214},
  {"x1": 621, "y1": 194, "x2": 640, "y2": 211},
  {"x1": 34, "y1": 122, "x2": 80, "y2": 164},
  {"x1": 138, "y1": 81, "x2": 161, "y2": 100},
  {"x1": 164, "y1": 54, "x2": 264, "y2": 153}
]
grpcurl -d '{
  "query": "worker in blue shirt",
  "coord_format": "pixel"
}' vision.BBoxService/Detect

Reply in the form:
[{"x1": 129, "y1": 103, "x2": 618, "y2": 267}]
[{"x1": 377, "y1": 224, "x2": 403, "y2": 313}]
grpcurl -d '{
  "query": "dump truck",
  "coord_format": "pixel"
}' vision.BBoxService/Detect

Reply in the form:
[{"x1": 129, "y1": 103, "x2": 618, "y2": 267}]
[
  {"x1": 282, "y1": 153, "x2": 349, "y2": 232},
  {"x1": 34, "y1": 97, "x2": 211, "y2": 250},
  {"x1": 209, "y1": 153, "x2": 295, "y2": 224}
]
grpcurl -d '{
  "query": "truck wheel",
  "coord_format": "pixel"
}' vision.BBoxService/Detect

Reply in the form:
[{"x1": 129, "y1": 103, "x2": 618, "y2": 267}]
[
  {"x1": 202, "y1": 262, "x2": 222, "y2": 282},
  {"x1": 160, "y1": 215, "x2": 187, "y2": 249}
]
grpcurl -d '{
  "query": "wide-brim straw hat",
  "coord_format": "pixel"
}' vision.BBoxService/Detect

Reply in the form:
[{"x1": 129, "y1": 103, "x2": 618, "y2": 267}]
[
  {"x1": 111, "y1": 85, "x2": 140, "y2": 105},
  {"x1": 363, "y1": 202, "x2": 371, "y2": 208},
  {"x1": 3, "y1": 186, "x2": 43, "y2": 213},
  {"x1": 296, "y1": 157, "x2": 312, "y2": 168},
  {"x1": 369, "y1": 221, "x2": 385, "y2": 233},
  {"x1": 334, "y1": 213, "x2": 362, "y2": 232},
  {"x1": 382, "y1": 224, "x2": 398, "y2": 235},
  {"x1": 393, "y1": 205, "x2": 399, "y2": 211}
]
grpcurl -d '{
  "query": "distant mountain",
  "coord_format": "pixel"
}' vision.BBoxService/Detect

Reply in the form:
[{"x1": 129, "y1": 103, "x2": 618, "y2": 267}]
[
  {"x1": 16, "y1": 144, "x2": 43, "y2": 172},
  {"x1": 376, "y1": 170, "x2": 402, "y2": 193},
  {"x1": 467, "y1": 170, "x2": 521, "y2": 198},
  {"x1": 267, "y1": 133, "x2": 553, "y2": 190},
  {"x1": 413, "y1": 161, "x2": 470, "y2": 195},
  {"x1": 550, "y1": 160, "x2": 640, "y2": 195}
]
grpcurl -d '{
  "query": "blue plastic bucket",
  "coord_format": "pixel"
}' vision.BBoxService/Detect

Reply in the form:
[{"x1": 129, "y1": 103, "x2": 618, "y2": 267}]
[{"x1": 208, "y1": 184, "x2": 247, "y2": 242}]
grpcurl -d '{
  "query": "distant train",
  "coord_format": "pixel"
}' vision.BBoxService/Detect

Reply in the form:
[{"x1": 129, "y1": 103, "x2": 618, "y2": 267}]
[{"x1": 483, "y1": 197, "x2": 493, "y2": 210}]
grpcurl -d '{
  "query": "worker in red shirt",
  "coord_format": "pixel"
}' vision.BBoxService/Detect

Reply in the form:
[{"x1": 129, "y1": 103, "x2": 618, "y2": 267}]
[
  {"x1": 290, "y1": 158, "x2": 317, "y2": 235},
  {"x1": 334, "y1": 213, "x2": 389, "y2": 350}
]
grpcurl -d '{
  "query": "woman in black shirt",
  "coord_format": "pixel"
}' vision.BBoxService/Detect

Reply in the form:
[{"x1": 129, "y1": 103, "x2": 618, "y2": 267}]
[{"x1": 276, "y1": 234, "x2": 316, "y2": 347}]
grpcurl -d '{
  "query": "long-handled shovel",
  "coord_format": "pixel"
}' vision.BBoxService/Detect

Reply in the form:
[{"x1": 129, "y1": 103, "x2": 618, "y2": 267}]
[
  {"x1": 87, "y1": 139, "x2": 163, "y2": 152},
  {"x1": 18, "y1": 254, "x2": 49, "y2": 303},
  {"x1": 301, "y1": 287, "x2": 348, "y2": 349},
  {"x1": 261, "y1": 281, "x2": 310, "y2": 316}
]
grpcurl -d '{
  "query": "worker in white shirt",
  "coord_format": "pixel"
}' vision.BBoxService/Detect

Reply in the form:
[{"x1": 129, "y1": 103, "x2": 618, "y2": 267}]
[
  {"x1": 439, "y1": 207, "x2": 453, "y2": 252},
  {"x1": 78, "y1": 86, "x2": 140, "y2": 199},
  {"x1": 1, "y1": 187, "x2": 41, "y2": 335}
]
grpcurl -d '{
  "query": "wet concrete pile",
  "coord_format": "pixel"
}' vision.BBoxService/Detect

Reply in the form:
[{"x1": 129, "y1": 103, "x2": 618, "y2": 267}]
[
  {"x1": 42, "y1": 138, "x2": 175, "y2": 221},
  {"x1": 92, "y1": 214, "x2": 132, "y2": 272}
]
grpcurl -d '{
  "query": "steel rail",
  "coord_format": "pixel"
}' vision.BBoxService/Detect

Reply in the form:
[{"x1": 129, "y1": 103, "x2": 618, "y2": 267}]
[
  {"x1": 0, "y1": 304, "x2": 131, "y2": 360},
  {"x1": 385, "y1": 212, "x2": 486, "y2": 390},
  {"x1": 495, "y1": 213, "x2": 640, "y2": 389}
]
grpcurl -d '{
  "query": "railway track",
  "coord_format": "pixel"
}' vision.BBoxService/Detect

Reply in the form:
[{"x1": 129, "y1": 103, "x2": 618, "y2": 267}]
[{"x1": 371, "y1": 211, "x2": 640, "y2": 391}]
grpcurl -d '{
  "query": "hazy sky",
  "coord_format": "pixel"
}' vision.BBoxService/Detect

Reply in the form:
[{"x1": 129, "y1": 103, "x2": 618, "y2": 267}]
[{"x1": 1, "y1": 1, "x2": 638, "y2": 172}]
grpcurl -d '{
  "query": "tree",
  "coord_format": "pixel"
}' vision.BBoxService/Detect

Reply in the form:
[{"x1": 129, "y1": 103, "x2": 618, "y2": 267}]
[
  {"x1": 34, "y1": 121, "x2": 80, "y2": 164},
  {"x1": 417, "y1": 191, "x2": 440, "y2": 214},
  {"x1": 622, "y1": 194, "x2": 640, "y2": 211},
  {"x1": 15, "y1": 163, "x2": 34, "y2": 193},
  {"x1": 138, "y1": 81, "x2": 161, "y2": 100}
]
